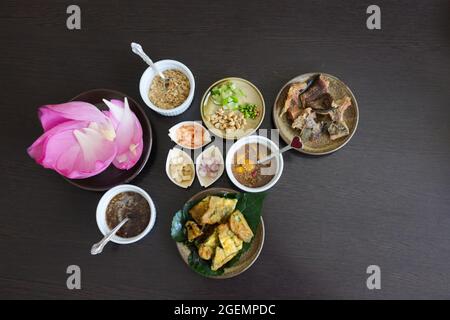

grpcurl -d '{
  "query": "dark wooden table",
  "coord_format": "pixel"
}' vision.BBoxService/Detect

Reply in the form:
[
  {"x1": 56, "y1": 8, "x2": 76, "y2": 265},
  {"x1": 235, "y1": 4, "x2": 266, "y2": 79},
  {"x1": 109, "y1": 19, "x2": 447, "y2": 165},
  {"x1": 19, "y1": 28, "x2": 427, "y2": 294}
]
[{"x1": 1, "y1": 0, "x2": 449, "y2": 299}]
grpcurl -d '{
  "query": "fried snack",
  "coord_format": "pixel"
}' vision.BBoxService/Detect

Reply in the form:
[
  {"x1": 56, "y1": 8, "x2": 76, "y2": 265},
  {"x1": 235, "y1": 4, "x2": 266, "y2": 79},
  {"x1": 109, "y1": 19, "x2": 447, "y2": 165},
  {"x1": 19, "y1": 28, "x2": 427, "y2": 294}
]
[
  {"x1": 200, "y1": 197, "x2": 238, "y2": 225},
  {"x1": 212, "y1": 247, "x2": 238, "y2": 271},
  {"x1": 211, "y1": 224, "x2": 243, "y2": 271},
  {"x1": 185, "y1": 221, "x2": 203, "y2": 242},
  {"x1": 189, "y1": 197, "x2": 210, "y2": 225},
  {"x1": 229, "y1": 210, "x2": 254, "y2": 243},
  {"x1": 187, "y1": 195, "x2": 256, "y2": 272},
  {"x1": 198, "y1": 229, "x2": 219, "y2": 260},
  {"x1": 217, "y1": 224, "x2": 243, "y2": 256}
]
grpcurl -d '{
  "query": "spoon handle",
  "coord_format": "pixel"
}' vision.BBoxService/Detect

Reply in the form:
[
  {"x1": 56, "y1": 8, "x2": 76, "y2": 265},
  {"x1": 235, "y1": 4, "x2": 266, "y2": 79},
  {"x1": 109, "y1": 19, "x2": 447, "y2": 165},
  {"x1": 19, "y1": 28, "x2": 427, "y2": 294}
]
[
  {"x1": 257, "y1": 145, "x2": 292, "y2": 164},
  {"x1": 90, "y1": 218, "x2": 130, "y2": 255},
  {"x1": 130, "y1": 42, "x2": 165, "y2": 79}
]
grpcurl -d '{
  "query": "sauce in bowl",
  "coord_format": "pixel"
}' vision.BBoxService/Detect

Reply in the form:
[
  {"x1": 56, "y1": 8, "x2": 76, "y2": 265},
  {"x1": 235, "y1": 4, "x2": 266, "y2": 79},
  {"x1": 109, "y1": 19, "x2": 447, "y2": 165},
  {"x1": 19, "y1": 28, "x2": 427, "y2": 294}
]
[
  {"x1": 106, "y1": 191, "x2": 151, "y2": 238},
  {"x1": 231, "y1": 143, "x2": 277, "y2": 188},
  {"x1": 148, "y1": 69, "x2": 190, "y2": 109}
]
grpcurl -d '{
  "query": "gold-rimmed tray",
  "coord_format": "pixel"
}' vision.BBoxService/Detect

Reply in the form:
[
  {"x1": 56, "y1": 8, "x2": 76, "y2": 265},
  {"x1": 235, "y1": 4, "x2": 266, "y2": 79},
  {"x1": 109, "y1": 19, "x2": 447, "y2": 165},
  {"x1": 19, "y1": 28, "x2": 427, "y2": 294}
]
[
  {"x1": 201, "y1": 77, "x2": 265, "y2": 140},
  {"x1": 273, "y1": 73, "x2": 359, "y2": 155}
]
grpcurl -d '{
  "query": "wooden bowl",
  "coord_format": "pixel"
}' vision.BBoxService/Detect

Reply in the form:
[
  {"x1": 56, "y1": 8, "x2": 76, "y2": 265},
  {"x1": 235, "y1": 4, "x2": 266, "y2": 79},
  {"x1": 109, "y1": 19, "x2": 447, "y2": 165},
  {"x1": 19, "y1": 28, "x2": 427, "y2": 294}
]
[
  {"x1": 65, "y1": 89, "x2": 153, "y2": 191},
  {"x1": 176, "y1": 187, "x2": 265, "y2": 279}
]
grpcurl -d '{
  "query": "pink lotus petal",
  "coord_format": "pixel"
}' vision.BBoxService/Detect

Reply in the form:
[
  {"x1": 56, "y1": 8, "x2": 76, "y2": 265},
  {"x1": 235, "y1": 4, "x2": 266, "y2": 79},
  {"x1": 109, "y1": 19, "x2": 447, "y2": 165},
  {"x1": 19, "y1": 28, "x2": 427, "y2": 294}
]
[
  {"x1": 45, "y1": 127, "x2": 117, "y2": 179},
  {"x1": 27, "y1": 120, "x2": 89, "y2": 165},
  {"x1": 102, "y1": 110, "x2": 119, "y2": 130},
  {"x1": 107, "y1": 99, "x2": 125, "y2": 122},
  {"x1": 103, "y1": 98, "x2": 143, "y2": 170},
  {"x1": 87, "y1": 118, "x2": 116, "y2": 142},
  {"x1": 28, "y1": 118, "x2": 117, "y2": 179},
  {"x1": 38, "y1": 101, "x2": 108, "y2": 131}
]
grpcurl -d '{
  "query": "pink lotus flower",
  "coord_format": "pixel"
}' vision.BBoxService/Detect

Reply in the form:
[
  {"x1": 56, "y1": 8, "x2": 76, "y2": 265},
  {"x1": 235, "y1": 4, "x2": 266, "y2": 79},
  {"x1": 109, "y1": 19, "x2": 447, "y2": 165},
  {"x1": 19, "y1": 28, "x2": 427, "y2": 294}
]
[
  {"x1": 103, "y1": 98, "x2": 143, "y2": 170},
  {"x1": 28, "y1": 99, "x2": 143, "y2": 179}
]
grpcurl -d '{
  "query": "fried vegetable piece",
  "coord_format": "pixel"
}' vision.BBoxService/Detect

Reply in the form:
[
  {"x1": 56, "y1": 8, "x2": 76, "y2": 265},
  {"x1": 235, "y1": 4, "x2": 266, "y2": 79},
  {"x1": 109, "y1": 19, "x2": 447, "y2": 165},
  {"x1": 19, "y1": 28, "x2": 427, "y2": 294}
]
[
  {"x1": 229, "y1": 210, "x2": 254, "y2": 243},
  {"x1": 199, "y1": 246, "x2": 214, "y2": 261},
  {"x1": 212, "y1": 224, "x2": 242, "y2": 271},
  {"x1": 212, "y1": 247, "x2": 239, "y2": 271},
  {"x1": 217, "y1": 224, "x2": 243, "y2": 256},
  {"x1": 185, "y1": 221, "x2": 203, "y2": 242},
  {"x1": 189, "y1": 196, "x2": 210, "y2": 225},
  {"x1": 201, "y1": 197, "x2": 238, "y2": 225},
  {"x1": 198, "y1": 229, "x2": 219, "y2": 260}
]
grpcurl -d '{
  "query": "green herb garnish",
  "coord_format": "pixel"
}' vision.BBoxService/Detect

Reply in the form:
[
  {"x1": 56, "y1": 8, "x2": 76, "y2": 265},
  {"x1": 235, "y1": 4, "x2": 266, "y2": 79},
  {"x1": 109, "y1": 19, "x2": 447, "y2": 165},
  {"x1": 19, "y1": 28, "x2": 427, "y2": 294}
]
[
  {"x1": 211, "y1": 81, "x2": 245, "y2": 109},
  {"x1": 237, "y1": 103, "x2": 258, "y2": 119}
]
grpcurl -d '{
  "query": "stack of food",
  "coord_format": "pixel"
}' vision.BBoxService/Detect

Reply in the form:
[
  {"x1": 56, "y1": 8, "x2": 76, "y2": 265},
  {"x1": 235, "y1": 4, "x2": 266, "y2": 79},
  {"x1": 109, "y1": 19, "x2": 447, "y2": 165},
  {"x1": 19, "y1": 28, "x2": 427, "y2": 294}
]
[
  {"x1": 186, "y1": 196, "x2": 254, "y2": 271},
  {"x1": 171, "y1": 192, "x2": 265, "y2": 276},
  {"x1": 281, "y1": 74, "x2": 352, "y2": 142}
]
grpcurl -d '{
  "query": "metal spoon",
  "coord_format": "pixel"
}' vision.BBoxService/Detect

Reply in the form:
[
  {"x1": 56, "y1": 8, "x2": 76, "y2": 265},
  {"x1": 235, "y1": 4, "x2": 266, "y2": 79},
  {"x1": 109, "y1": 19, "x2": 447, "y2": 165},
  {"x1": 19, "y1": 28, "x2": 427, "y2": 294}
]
[
  {"x1": 90, "y1": 213, "x2": 136, "y2": 255},
  {"x1": 257, "y1": 136, "x2": 302, "y2": 164},
  {"x1": 130, "y1": 42, "x2": 169, "y2": 88}
]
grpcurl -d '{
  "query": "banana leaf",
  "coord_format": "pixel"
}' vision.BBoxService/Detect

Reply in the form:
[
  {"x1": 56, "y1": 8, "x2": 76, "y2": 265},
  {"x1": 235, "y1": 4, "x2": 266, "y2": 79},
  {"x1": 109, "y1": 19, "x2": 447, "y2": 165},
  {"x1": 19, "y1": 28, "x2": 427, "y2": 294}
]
[{"x1": 171, "y1": 192, "x2": 266, "y2": 277}]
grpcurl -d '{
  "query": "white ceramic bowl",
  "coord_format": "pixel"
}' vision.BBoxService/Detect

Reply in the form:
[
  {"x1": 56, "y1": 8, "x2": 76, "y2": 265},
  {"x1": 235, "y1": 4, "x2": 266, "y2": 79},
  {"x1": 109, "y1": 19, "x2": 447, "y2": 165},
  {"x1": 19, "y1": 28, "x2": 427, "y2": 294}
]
[
  {"x1": 168, "y1": 121, "x2": 211, "y2": 150},
  {"x1": 96, "y1": 184, "x2": 156, "y2": 244},
  {"x1": 165, "y1": 148, "x2": 195, "y2": 188},
  {"x1": 139, "y1": 59, "x2": 195, "y2": 116},
  {"x1": 225, "y1": 136, "x2": 284, "y2": 193}
]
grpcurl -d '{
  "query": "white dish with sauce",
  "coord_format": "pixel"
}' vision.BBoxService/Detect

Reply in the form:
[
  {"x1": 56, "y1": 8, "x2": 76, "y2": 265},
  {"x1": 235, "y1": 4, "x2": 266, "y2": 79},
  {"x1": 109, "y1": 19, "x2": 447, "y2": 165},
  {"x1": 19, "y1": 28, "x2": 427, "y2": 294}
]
[
  {"x1": 225, "y1": 135, "x2": 284, "y2": 193},
  {"x1": 96, "y1": 184, "x2": 157, "y2": 244},
  {"x1": 139, "y1": 59, "x2": 195, "y2": 117}
]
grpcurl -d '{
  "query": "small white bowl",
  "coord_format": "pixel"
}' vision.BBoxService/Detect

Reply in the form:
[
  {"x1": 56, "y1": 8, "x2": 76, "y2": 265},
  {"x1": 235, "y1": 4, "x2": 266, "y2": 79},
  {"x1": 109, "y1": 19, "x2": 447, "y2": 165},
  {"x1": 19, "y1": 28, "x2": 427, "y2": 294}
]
[
  {"x1": 168, "y1": 121, "x2": 211, "y2": 150},
  {"x1": 196, "y1": 145, "x2": 224, "y2": 188},
  {"x1": 96, "y1": 184, "x2": 156, "y2": 244},
  {"x1": 165, "y1": 148, "x2": 195, "y2": 188},
  {"x1": 225, "y1": 136, "x2": 284, "y2": 193},
  {"x1": 139, "y1": 59, "x2": 195, "y2": 117}
]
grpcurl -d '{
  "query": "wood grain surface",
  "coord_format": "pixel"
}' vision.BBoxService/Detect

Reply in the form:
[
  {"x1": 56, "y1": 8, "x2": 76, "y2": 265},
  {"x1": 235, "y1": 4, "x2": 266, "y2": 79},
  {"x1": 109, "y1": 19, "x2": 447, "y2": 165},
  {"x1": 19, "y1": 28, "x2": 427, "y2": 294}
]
[{"x1": 0, "y1": 0, "x2": 449, "y2": 299}]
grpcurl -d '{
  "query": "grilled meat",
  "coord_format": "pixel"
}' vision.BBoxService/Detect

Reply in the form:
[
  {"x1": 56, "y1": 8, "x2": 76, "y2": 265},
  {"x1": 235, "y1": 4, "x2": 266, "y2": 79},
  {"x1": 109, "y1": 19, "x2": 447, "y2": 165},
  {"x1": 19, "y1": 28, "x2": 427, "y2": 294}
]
[
  {"x1": 328, "y1": 121, "x2": 350, "y2": 140},
  {"x1": 281, "y1": 82, "x2": 307, "y2": 120},
  {"x1": 300, "y1": 75, "x2": 330, "y2": 109},
  {"x1": 329, "y1": 96, "x2": 351, "y2": 122}
]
